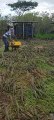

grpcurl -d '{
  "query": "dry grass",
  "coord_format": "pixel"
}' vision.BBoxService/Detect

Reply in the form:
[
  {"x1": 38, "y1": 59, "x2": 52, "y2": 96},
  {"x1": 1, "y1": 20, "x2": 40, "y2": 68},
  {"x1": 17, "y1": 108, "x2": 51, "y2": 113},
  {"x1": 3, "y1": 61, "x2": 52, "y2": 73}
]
[{"x1": 0, "y1": 39, "x2": 54, "y2": 120}]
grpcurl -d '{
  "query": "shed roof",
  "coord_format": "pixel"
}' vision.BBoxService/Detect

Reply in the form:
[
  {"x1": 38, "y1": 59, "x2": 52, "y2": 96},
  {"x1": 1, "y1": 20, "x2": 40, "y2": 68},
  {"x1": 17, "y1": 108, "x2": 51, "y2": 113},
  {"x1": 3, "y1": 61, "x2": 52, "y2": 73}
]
[{"x1": 12, "y1": 21, "x2": 38, "y2": 24}]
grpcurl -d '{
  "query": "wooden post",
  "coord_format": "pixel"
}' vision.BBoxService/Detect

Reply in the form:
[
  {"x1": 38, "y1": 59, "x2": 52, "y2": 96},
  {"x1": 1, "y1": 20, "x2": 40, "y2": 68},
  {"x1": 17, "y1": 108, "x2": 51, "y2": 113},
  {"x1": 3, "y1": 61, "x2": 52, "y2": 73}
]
[
  {"x1": 32, "y1": 23, "x2": 33, "y2": 38},
  {"x1": 23, "y1": 22, "x2": 24, "y2": 39}
]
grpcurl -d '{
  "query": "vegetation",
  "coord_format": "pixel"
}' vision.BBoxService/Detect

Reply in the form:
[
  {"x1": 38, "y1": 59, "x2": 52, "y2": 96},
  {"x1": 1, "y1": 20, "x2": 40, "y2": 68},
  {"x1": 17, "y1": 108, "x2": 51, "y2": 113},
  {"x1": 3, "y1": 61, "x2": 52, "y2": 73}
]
[
  {"x1": 0, "y1": 39, "x2": 54, "y2": 120},
  {"x1": 0, "y1": 19, "x2": 7, "y2": 38},
  {"x1": 34, "y1": 33, "x2": 54, "y2": 40},
  {"x1": 8, "y1": 1, "x2": 38, "y2": 15},
  {"x1": 0, "y1": 2, "x2": 54, "y2": 119},
  {"x1": 0, "y1": 12, "x2": 54, "y2": 39}
]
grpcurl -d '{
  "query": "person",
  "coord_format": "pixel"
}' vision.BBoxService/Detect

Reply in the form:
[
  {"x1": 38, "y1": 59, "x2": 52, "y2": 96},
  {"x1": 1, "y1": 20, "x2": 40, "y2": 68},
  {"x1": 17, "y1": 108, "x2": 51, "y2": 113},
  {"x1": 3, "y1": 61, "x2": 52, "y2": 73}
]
[{"x1": 2, "y1": 29, "x2": 11, "y2": 52}]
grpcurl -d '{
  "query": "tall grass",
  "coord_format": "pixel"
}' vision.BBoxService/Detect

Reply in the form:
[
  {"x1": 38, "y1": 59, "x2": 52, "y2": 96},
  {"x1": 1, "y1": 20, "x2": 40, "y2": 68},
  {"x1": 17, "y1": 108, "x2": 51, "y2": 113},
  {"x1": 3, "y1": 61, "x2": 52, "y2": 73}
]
[{"x1": 34, "y1": 34, "x2": 54, "y2": 40}]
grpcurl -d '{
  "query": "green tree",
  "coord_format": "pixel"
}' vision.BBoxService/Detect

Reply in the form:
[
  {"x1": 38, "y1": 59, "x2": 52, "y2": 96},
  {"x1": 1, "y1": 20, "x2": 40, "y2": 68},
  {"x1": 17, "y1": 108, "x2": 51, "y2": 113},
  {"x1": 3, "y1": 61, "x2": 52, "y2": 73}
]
[
  {"x1": 0, "y1": 20, "x2": 7, "y2": 37},
  {"x1": 8, "y1": 0, "x2": 38, "y2": 15}
]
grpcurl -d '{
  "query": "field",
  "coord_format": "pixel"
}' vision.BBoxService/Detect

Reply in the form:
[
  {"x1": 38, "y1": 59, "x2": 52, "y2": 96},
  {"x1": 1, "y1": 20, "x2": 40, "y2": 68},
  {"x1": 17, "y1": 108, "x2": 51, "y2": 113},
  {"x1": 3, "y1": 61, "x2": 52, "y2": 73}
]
[{"x1": 0, "y1": 39, "x2": 54, "y2": 120}]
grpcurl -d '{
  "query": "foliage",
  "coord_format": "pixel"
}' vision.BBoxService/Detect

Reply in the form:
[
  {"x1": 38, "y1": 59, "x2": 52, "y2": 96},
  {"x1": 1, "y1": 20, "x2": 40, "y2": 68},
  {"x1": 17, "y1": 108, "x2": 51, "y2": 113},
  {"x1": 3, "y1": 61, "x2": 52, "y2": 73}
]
[
  {"x1": 0, "y1": 12, "x2": 54, "y2": 37},
  {"x1": 8, "y1": 0, "x2": 38, "y2": 14},
  {"x1": 0, "y1": 19, "x2": 7, "y2": 38},
  {"x1": 34, "y1": 33, "x2": 54, "y2": 40}
]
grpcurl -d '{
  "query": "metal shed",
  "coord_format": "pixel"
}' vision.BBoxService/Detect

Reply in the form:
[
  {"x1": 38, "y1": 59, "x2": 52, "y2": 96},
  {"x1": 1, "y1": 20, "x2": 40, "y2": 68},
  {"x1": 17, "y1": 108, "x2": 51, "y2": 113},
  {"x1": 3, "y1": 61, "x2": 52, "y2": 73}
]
[{"x1": 12, "y1": 21, "x2": 37, "y2": 39}]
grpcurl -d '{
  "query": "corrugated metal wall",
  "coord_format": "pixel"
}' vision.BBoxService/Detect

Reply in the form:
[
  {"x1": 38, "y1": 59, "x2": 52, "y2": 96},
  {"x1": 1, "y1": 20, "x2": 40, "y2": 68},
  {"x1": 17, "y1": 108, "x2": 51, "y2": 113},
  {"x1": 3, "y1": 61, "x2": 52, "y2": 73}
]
[
  {"x1": 14, "y1": 22, "x2": 32, "y2": 39},
  {"x1": 14, "y1": 23, "x2": 23, "y2": 38},
  {"x1": 24, "y1": 23, "x2": 32, "y2": 38}
]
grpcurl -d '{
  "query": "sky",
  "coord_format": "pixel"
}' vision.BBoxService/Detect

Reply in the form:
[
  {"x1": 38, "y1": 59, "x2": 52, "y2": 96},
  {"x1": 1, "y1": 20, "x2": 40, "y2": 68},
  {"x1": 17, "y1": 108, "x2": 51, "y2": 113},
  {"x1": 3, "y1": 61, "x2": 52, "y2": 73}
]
[{"x1": 0, "y1": 0, "x2": 54, "y2": 16}]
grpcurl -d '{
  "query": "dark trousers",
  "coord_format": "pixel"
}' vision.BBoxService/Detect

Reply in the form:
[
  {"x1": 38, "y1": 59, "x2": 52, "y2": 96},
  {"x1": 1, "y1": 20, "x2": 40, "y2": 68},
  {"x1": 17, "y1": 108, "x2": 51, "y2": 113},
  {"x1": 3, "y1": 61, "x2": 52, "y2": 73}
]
[{"x1": 3, "y1": 36, "x2": 9, "y2": 51}]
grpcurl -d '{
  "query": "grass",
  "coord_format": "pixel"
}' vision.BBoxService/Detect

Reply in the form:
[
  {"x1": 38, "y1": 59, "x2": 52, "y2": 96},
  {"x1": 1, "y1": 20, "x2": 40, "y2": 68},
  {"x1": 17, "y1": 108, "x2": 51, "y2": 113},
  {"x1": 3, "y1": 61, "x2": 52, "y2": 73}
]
[
  {"x1": 34, "y1": 33, "x2": 54, "y2": 40},
  {"x1": 36, "y1": 76, "x2": 54, "y2": 113},
  {"x1": 0, "y1": 39, "x2": 54, "y2": 120}
]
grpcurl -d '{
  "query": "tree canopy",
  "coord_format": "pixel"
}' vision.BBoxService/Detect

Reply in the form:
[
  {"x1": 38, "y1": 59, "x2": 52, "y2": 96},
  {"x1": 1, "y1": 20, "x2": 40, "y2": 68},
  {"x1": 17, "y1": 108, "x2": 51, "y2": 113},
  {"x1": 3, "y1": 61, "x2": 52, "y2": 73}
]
[{"x1": 8, "y1": 0, "x2": 38, "y2": 14}]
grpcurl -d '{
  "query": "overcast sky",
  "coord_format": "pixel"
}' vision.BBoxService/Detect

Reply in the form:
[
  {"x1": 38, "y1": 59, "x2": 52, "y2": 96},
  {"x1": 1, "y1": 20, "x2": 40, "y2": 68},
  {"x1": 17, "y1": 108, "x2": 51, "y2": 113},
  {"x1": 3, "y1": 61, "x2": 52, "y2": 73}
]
[{"x1": 0, "y1": 0, "x2": 54, "y2": 16}]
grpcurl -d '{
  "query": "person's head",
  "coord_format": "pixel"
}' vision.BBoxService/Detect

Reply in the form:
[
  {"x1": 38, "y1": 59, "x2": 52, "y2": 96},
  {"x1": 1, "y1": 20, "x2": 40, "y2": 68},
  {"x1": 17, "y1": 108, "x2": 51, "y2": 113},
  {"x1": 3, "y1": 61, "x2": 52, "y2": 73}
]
[{"x1": 7, "y1": 25, "x2": 13, "y2": 30}]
